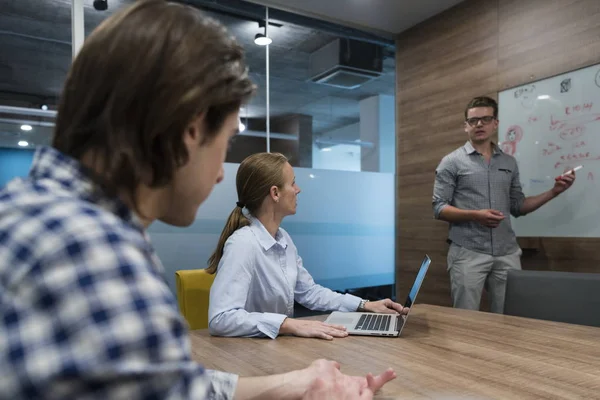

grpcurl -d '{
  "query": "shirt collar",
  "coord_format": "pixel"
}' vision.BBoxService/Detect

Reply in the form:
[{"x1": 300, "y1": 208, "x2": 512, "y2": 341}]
[
  {"x1": 29, "y1": 146, "x2": 141, "y2": 229},
  {"x1": 249, "y1": 216, "x2": 288, "y2": 251},
  {"x1": 463, "y1": 141, "x2": 503, "y2": 155}
]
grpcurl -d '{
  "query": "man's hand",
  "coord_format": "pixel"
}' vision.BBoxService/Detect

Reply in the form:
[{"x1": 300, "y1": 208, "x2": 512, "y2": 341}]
[
  {"x1": 350, "y1": 369, "x2": 397, "y2": 395},
  {"x1": 363, "y1": 299, "x2": 408, "y2": 315},
  {"x1": 473, "y1": 209, "x2": 504, "y2": 228},
  {"x1": 302, "y1": 376, "x2": 371, "y2": 400},
  {"x1": 280, "y1": 318, "x2": 348, "y2": 340},
  {"x1": 552, "y1": 171, "x2": 576, "y2": 196},
  {"x1": 300, "y1": 359, "x2": 396, "y2": 399},
  {"x1": 236, "y1": 358, "x2": 396, "y2": 399}
]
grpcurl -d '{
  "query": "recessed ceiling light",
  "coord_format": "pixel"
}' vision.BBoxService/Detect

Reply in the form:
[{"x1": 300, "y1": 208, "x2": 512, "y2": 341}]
[
  {"x1": 254, "y1": 33, "x2": 272, "y2": 46},
  {"x1": 93, "y1": 0, "x2": 108, "y2": 11},
  {"x1": 41, "y1": 105, "x2": 48, "y2": 110},
  {"x1": 320, "y1": 147, "x2": 332, "y2": 152},
  {"x1": 239, "y1": 121, "x2": 246, "y2": 132},
  {"x1": 20, "y1": 124, "x2": 32, "y2": 131},
  {"x1": 18, "y1": 140, "x2": 29, "y2": 147}
]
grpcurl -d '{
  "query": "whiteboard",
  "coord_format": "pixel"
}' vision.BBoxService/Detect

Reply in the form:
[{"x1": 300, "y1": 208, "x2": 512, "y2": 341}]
[{"x1": 498, "y1": 63, "x2": 600, "y2": 237}]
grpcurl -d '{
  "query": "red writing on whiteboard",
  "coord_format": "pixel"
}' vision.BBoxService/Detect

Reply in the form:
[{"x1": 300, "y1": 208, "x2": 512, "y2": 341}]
[
  {"x1": 588, "y1": 172, "x2": 594, "y2": 181},
  {"x1": 565, "y1": 102, "x2": 593, "y2": 115},
  {"x1": 542, "y1": 142, "x2": 562, "y2": 156},
  {"x1": 550, "y1": 115, "x2": 563, "y2": 130},
  {"x1": 574, "y1": 141, "x2": 587, "y2": 149},
  {"x1": 560, "y1": 152, "x2": 590, "y2": 161},
  {"x1": 559, "y1": 125, "x2": 586, "y2": 140},
  {"x1": 550, "y1": 113, "x2": 600, "y2": 132},
  {"x1": 528, "y1": 116, "x2": 539, "y2": 123}
]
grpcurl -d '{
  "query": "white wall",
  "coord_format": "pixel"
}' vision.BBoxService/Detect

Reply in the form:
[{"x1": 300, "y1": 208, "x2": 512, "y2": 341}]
[{"x1": 312, "y1": 142, "x2": 361, "y2": 171}]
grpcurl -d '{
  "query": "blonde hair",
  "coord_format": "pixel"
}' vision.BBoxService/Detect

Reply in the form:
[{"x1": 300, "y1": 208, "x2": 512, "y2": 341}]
[{"x1": 206, "y1": 152, "x2": 288, "y2": 273}]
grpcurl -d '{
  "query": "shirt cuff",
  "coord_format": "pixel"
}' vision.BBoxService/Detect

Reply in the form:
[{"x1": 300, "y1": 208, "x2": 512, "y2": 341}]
[
  {"x1": 256, "y1": 312, "x2": 287, "y2": 339},
  {"x1": 205, "y1": 369, "x2": 239, "y2": 400},
  {"x1": 433, "y1": 203, "x2": 448, "y2": 219},
  {"x1": 339, "y1": 293, "x2": 362, "y2": 312}
]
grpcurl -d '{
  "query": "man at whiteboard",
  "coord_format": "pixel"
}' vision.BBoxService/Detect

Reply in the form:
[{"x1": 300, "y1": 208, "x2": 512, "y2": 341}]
[{"x1": 432, "y1": 96, "x2": 576, "y2": 313}]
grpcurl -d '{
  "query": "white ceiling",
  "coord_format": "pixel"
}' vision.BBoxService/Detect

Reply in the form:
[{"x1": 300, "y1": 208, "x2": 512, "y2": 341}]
[{"x1": 246, "y1": 0, "x2": 465, "y2": 37}]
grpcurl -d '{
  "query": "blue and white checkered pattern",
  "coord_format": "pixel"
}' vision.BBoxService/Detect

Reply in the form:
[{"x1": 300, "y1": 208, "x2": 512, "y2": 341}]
[{"x1": 0, "y1": 146, "x2": 237, "y2": 399}]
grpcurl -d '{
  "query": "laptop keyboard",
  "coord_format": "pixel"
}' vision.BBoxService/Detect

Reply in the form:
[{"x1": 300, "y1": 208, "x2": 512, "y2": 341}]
[{"x1": 354, "y1": 314, "x2": 392, "y2": 331}]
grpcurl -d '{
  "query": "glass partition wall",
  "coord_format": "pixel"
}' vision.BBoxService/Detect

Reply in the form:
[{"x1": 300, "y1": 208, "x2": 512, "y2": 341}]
[{"x1": 0, "y1": 0, "x2": 396, "y2": 299}]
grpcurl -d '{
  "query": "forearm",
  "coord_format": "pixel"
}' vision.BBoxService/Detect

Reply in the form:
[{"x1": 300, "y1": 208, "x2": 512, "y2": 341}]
[
  {"x1": 296, "y1": 288, "x2": 361, "y2": 313},
  {"x1": 295, "y1": 264, "x2": 361, "y2": 312},
  {"x1": 235, "y1": 369, "x2": 309, "y2": 400},
  {"x1": 438, "y1": 205, "x2": 476, "y2": 223},
  {"x1": 520, "y1": 190, "x2": 557, "y2": 215},
  {"x1": 279, "y1": 317, "x2": 296, "y2": 335},
  {"x1": 209, "y1": 310, "x2": 286, "y2": 339}
]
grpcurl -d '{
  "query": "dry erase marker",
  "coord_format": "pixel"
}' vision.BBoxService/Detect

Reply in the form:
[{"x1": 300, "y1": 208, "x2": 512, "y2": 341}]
[{"x1": 556, "y1": 165, "x2": 582, "y2": 180}]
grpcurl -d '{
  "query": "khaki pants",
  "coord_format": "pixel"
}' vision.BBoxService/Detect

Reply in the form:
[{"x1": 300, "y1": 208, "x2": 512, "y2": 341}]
[{"x1": 447, "y1": 243, "x2": 522, "y2": 314}]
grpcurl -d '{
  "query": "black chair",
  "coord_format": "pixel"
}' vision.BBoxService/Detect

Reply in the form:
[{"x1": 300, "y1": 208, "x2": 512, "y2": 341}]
[{"x1": 504, "y1": 270, "x2": 600, "y2": 327}]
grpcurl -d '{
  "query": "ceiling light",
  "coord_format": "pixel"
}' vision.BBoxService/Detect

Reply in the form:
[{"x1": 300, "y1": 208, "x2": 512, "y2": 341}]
[
  {"x1": 18, "y1": 140, "x2": 29, "y2": 147},
  {"x1": 320, "y1": 147, "x2": 332, "y2": 152},
  {"x1": 20, "y1": 124, "x2": 32, "y2": 131},
  {"x1": 239, "y1": 121, "x2": 246, "y2": 132},
  {"x1": 93, "y1": 0, "x2": 108, "y2": 11},
  {"x1": 254, "y1": 33, "x2": 272, "y2": 46},
  {"x1": 41, "y1": 105, "x2": 48, "y2": 110}
]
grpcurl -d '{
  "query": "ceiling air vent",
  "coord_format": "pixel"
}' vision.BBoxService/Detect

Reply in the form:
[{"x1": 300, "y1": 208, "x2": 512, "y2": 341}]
[{"x1": 308, "y1": 38, "x2": 383, "y2": 89}]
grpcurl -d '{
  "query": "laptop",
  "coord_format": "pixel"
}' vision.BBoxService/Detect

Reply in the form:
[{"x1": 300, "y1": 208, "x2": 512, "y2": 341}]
[{"x1": 324, "y1": 255, "x2": 431, "y2": 337}]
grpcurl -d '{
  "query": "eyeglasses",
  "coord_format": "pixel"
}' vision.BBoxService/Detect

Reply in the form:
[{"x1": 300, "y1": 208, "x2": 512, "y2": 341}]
[{"x1": 465, "y1": 116, "x2": 496, "y2": 127}]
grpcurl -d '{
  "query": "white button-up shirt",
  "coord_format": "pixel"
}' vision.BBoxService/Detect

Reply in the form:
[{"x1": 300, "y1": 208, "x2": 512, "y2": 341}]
[{"x1": 208, "y1": 217, "x2": 361, "y2": 338}]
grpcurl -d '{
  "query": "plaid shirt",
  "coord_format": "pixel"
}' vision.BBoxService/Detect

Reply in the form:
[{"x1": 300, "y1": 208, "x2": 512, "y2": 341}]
[
  {"x1": 433, "y1": 141, "x2": 526, "y2": 256},
  {"x1": 0, "y1": 146, "x2": 237, "y2": 400}
]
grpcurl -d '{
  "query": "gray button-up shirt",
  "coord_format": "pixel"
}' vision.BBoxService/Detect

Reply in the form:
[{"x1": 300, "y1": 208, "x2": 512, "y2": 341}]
[{"x1": 433, "y1": 141, "x2": 526, "y2": 256}]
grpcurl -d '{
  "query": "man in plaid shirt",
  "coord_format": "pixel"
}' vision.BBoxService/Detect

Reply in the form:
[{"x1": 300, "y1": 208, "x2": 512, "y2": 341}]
[{"x1": 0, "y1": 1, "x2": 396, "y2": 399}]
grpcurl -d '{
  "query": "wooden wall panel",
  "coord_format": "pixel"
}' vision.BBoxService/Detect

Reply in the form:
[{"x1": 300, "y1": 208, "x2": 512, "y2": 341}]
[
  {"x1": 498, "y1": 0, "x2": 600, "y2": 89},
  {"x1": 395, "y1": 0, "x2": 600, "y2": 309}
]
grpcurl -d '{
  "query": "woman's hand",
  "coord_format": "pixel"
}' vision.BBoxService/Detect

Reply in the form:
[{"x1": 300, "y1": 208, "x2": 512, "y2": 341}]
[
  {"x1": 363, "y1": 299, "x2": 408, "y2": 315},
  {"x1": 280, "y1": 318, "x2": 348, "y2": 340}
]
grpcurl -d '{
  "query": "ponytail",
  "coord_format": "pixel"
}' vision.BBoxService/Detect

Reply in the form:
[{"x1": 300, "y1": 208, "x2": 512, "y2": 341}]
[
  {"x1": 207, "y1": 152, "x2": 288, "y2": 274},
  {"x1": 206, "y1": 206, "x2": 250, "y2": 274}
]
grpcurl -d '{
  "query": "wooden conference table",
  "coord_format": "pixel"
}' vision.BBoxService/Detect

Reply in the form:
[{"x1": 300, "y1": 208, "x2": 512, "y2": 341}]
[{"x1": 189, "y1": 305, "x2": 600, "y2": 399}]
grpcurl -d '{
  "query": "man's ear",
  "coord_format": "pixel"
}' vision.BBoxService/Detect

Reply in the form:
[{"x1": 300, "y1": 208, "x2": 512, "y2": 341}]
[{"x1": 185, "y1": 112, "x2": 206, "y2": 145}]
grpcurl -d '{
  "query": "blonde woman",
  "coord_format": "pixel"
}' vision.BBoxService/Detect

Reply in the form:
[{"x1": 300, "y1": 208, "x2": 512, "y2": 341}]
[{"x1": 208, "y1": 152, "x2": 406, "y2": 340}]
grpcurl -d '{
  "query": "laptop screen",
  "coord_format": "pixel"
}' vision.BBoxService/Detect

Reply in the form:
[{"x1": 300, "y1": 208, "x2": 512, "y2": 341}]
[{"x1": 403, "y1": 255, "x2": 431, "y2": 309}]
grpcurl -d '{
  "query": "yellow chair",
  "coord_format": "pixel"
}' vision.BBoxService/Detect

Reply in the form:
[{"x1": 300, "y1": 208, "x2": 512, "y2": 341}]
[{"x1": 175, "y1": 269, "x2": 216, "y2": 330}]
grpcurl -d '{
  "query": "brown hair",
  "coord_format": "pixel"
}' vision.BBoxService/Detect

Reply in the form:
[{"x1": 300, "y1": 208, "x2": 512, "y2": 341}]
[
  {"x1": 464, "y1": 96, "x2": 498, "y2": 119},
  {"x1": 52, "y1": 0, "x2": 255, "y2": 209},
  {"x1": 206, "y1": 152, "x2": 288, "y2": 274}
]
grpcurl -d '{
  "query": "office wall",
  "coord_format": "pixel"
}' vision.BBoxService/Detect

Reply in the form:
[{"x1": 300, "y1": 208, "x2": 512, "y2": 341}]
[
  {"x1": 150, "y1": 163, "x2": 395, "y2": 296},
  {"x1": 0, "y1": 147, "x2": 395, "y2": 298},
  {"x1": 0, "y1": 148, "x2": 34, "y2": 187},
  {"x1": 395, "y1": 0, "x2": 600, "y2": 307}
]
